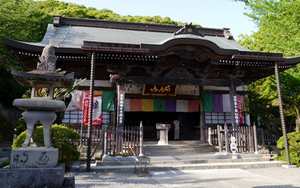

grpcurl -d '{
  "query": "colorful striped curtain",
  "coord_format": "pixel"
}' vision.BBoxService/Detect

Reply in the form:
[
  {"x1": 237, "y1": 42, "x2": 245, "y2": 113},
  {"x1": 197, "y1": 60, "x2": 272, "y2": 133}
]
[
  {"x1": 102, "y1": 90, "x2": 115, "y2": 112},
  {"x1": 202, "y1": 92, "x2": 213, "y2": 112},
  {"x1": 165, "y1": 100, "x2": 176, "y2": 112},
  {"x1": 142, "y1": 99, "x2": 153, "y2": 112},
  {"x1": 188, "y1": 100, "x2": 200, "y2": 112},
  {"x1": 130, "y1": 99, "x2": 142, "y2": 111},
  {"x1": 153, "y1": 99, "x2": 165, "y2": 112},
  {"x1": 213, "y1": 94, "x2": 223, "y2": 112},
  {"x1": 124, "y1": 95, "x2": 246, "y2": 113},
  {"x1": 222, "y1": 94, "x2": 231, "y2": 112},
  {"x1": 176, "y1": 100, "x2": 188, "y2": 112}
]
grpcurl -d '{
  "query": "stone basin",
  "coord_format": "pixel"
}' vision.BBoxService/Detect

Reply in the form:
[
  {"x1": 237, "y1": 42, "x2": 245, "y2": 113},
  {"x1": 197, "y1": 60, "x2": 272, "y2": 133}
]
[{"x1": 13, "y1": 98, "x2": 66, "y2": 112}]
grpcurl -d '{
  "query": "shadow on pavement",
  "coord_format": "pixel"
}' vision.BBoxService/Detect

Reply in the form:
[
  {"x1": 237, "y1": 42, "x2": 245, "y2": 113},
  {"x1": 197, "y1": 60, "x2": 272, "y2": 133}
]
[{"x1": 254, "y1": 185, "x2": 300, "y2": 188}]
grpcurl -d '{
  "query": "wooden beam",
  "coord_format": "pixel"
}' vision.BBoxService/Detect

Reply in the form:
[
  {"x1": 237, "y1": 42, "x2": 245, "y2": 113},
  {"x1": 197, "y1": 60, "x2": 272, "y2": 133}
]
[{"x1": 122, "y1": 76, "x2": 244, "y2": 86}]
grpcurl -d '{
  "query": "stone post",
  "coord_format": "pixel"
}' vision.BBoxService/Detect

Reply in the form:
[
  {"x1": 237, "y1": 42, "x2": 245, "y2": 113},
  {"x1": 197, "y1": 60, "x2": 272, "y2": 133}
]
[
  {"x1": 208, "y1": 127, "x2": 212, "y2": 145},
  {"x1": 224, "y1": 122, "x2": 229, "y2": 153},
  {"x1": 253, "y1": 123, "x2": 258, "y2": 154},
  {"x1": 103, "y1": 126, "x2": 108, "y2": 158},
  {"x1": 139, "y1": 121, "x2": 144, "y2": 157},
  {"x1": 217, "y1": 124, "x2": 222, "y2": 152}
]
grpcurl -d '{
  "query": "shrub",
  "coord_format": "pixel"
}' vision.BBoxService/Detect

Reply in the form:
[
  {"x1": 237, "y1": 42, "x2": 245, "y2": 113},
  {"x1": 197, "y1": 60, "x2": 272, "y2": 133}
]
[
  {"x1": 276, "y1": 131, "x2": 300, "y2": 166},
  {"x1": 14, "y1": 118, "x2": 26, "y2": 136},
  {"x1": 0, "y1": 159, "x2": 9, "y2": 168},
  {"x1": 12, "y1": 124, "x2": 80, "y2": 164}
]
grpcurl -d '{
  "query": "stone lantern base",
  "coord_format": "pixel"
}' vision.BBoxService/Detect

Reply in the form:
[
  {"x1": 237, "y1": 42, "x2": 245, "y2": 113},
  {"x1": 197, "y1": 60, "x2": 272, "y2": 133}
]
[
  {"x1": 0, "y1": 148, "x2": 75, "y2": 188},
  {"x1": 10, "y1": 147, "x2": 58, "y2": 168}
]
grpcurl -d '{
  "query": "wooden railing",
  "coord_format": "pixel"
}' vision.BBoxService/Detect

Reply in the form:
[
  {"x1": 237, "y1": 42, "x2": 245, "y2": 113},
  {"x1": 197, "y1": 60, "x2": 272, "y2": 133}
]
[
  {"x1": 204, "y1": 124, "x2": 258, "y2": 153},
  {"x1": 257, "y1": 128, "x2": 279, "y2": 146},
  {"x1": 66, "y1": 124, "x2": 103, "y2": 146},
  {"x1": 65, "y1": 122, "x2": 144, "y2": 158},
  {"x1": 104, "y1": 122, "x2": 143, "y2": 157}
]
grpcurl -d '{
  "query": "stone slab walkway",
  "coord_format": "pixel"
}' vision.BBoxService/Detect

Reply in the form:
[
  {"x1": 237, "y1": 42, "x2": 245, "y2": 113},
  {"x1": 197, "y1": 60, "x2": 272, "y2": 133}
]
[{"x1": 74, "y1": 167, "x2": 300, "y2": 188}]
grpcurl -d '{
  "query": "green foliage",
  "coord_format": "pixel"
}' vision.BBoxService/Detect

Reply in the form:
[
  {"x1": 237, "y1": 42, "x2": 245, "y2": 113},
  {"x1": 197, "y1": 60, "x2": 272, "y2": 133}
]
[
  {"x1": 0, "y1": 159, "x2": 10, "y2": 168},
  {"x1": 35, "y1": 0, "x2": 179, "y2": 25},
  {"x1": 14, "y1": 118, "x2": 26, "y2": 136},
  {"x1": 239, "y1": 0, "x2": 300, "y2": 131},
  {"x1": 12, "y1": 124, "x2": 80, "y2": 163},
  {"x1": 241, "y1": 0, "x2": 300, "y2": 56},
  {"x1": 12, "y1": 131, "x2": 26, "y2": 148},
  {"x1": 0, "y1": 0, "x2": 179, "y2": 108},
  {"x1": 277, "y1": 131, "x2": 300, "y2": 166}
]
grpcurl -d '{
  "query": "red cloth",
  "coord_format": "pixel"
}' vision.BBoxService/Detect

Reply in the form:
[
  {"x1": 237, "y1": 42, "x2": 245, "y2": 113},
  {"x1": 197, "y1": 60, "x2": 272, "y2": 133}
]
[{"x1": 82, "y1": 91, "x2": 103, "y2": 127}]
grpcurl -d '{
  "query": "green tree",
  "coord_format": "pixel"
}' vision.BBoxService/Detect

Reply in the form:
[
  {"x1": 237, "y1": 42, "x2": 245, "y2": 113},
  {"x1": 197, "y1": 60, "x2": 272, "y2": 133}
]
[
  {"x1": 240, "y1": 0, "x2": 300, "y2": 132},
  {"x1": 0, "y1": 0, "x2": 179, "y2": 142}
]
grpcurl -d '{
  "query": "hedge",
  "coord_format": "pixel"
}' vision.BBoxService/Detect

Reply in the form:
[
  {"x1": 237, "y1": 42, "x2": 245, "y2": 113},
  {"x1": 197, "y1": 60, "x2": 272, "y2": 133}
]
[
  {"x1": 12, "y1": 124, "x2": 80, "y2": 164},
  {"x1": 277, "y1": 131, "x2": 300, "y2": 166}
]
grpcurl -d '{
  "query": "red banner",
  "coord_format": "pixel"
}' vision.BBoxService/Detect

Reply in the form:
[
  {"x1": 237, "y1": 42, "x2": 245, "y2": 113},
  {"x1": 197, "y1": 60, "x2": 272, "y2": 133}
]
[{"x1": 82, "y1": 91, "x2": 103, "y2": 127}]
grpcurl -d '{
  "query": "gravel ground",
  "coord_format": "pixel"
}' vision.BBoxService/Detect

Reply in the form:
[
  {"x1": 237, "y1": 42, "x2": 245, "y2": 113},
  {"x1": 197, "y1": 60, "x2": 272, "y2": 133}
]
[{"x1": 74, "y1": 167, "x2": 300, "y2": 188}]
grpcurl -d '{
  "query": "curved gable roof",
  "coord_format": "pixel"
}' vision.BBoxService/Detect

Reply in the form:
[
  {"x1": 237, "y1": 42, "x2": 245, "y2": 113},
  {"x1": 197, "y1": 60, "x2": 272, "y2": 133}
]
[{"x1": 36, "y1": 23, "x2": 246, "y2": 52}]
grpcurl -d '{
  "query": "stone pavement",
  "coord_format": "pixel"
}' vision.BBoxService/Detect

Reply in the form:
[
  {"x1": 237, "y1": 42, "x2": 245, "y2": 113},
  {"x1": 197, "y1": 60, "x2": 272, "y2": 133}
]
[{"x1": 74, "y1": 167, "x2": 300, "y2": 188}]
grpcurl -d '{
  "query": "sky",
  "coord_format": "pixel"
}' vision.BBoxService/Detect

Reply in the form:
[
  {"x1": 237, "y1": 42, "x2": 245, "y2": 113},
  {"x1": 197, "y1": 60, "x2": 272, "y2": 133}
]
[{"x1": 62, "y1": 0, "x2": 257, "y2": 37}]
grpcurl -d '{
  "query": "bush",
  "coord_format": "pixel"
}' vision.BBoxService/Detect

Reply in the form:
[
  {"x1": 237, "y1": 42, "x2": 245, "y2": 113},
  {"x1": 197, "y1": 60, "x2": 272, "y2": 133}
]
[
  {"x1": 276, "y1": 131, "x2": 300, "y2": 166},
  {"x1": 14, "y1": 118, "x2": 26, "y2": 136},
  {"x1": 0, "y1": 159, "x2": 9, "y2": 168},
  {"x1": 12, "y1": 124, "x2": 80, "y2": 164}
]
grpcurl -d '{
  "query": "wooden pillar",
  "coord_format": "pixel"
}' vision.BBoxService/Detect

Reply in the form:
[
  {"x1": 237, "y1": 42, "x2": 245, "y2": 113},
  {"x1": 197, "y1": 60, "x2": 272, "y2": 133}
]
[
  {"x1": 229, "y1": 79, "x2": 237, "y2": 129},
  {"x1": 86, "y1": 52, "x2": 95, "y2": 172},
  {"x1": 274, "y1": 62, "x2": 291, "y2": 165},
  {"x1": 199, "y1": 87, "x2": 205, "y2": 143}
]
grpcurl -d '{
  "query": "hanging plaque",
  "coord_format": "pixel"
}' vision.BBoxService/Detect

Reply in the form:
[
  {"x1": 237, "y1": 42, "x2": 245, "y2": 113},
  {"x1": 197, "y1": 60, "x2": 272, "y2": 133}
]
[{"x1": 143, "y1": 84, "x2": 176, "y2": 96}]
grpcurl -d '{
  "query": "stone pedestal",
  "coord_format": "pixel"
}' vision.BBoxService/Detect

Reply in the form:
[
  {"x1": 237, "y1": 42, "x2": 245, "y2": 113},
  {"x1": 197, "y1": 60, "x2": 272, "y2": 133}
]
[
  {"x1": 5, "y1": 44, "x2": 75, "y2": 188},
  {"x1": 156, "y1": 123, "x2": 170, "y2": 145},
  {"x1": 11, "y1": 147, "x2": 58, "y2": 168},
  {"x1": 0, "y1": 165, "x2": 65, "y2": 188}
]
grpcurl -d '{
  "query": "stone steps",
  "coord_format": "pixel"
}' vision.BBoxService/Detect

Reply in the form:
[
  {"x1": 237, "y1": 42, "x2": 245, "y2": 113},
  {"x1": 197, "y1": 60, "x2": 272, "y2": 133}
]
[
  {"x1": 83, "y1": 160, "x2": 283, "y2": 173},
  {"x1": 149, "y1": 155, "x2": 275, "y2": 165},
  {"x1": 150, "y1": 160, "x2": 284, "y2": 171},
  {"x1": 144, "y1": 142, "x2": 217, "y2": 156},
  {"x1": 144, "y1": 149, "x2": 217, "y2": 156},
  {"x1": 72, "y1": 141, "x2": 283, "y2": 173},
  {"x1": 77, "y1": 152, "x2": 283, "y2": 173}
]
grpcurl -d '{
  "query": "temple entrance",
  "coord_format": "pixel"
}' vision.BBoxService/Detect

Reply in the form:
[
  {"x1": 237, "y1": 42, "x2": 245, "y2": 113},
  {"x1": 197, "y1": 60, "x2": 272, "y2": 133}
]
[{"x1": 124, "y1": 112, "x2": 200, "y2": 141}]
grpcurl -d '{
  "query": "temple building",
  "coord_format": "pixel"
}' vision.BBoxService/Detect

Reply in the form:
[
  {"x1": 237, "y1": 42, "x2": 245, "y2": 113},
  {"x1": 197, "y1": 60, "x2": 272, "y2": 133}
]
[{"x1": 6, "y1": 16, "x2": 300, "y2": 144}]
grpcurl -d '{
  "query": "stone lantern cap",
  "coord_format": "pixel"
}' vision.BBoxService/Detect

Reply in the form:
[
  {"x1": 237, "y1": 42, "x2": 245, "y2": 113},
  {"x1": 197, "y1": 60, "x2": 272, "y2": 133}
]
[
  {"x1": 13, "y1": 98, "x2": 66, "y2": 112},
  {"x1": 11, "y1": 70, "x2": 74, "y2": 88}
]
